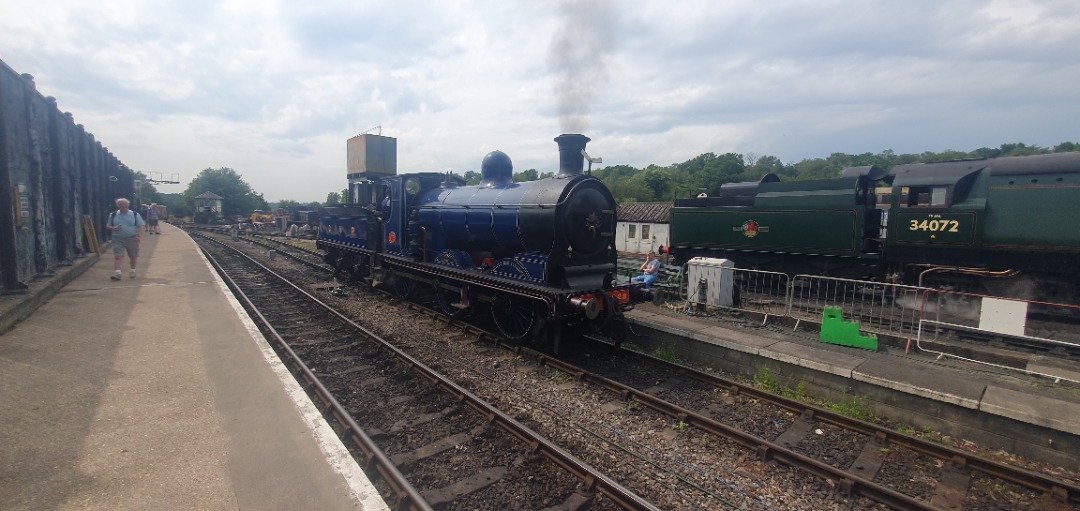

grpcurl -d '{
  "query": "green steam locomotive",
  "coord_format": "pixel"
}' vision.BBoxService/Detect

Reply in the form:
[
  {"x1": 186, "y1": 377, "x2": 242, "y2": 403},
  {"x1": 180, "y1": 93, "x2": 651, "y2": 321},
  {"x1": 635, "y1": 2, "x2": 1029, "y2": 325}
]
[{"x1": 664, "y1": 151, "x2": 1080, "y2": 303}]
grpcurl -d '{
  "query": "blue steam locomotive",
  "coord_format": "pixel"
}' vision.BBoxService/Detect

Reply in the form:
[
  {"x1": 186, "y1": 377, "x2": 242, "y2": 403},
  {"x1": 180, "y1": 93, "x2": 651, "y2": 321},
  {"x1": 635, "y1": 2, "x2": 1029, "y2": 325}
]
[{"x1": 317, "y1": 134, "x2": 650, "y2": 349}]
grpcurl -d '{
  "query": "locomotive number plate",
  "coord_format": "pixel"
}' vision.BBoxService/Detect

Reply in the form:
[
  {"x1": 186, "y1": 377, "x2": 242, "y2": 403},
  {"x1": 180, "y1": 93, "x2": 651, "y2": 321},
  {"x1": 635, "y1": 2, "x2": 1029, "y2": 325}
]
[
  {"x1": 892, "y1": 211, "x2": 976, "y2": 245},
  {"x1": 608, "y1": 288, "x2": 630, "y2": 304}
]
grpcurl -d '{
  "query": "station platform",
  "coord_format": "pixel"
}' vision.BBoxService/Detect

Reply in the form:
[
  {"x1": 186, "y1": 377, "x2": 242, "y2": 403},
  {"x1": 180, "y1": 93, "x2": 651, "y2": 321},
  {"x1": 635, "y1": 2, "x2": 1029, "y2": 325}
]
[
  {"x1": 624, "y1": 305, "x2": 1080, "y2": 471},
  {"x1": 0, "y1": 223, "x2": 388, "y2": 511}
]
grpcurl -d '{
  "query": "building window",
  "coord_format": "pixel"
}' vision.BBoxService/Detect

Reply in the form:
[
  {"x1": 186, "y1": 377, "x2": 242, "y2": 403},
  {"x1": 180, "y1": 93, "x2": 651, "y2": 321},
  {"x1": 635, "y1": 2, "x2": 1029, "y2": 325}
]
[
  {"x1": 641, "y1": 224, "x2": 650, "y2": 239},
  {"x1": 628, "y1": 224, "x2": 637, "y2": 239}
]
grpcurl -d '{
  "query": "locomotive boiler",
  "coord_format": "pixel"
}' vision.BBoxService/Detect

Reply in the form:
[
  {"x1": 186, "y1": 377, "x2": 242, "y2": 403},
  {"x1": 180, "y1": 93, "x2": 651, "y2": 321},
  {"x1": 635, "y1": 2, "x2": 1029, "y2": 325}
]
[
  {"x1": 664, "y1": 151, "x2": 1080, "y2": 303},
  {"x1": 318, "y1": 133, "x2": 650, "y2": 348}
]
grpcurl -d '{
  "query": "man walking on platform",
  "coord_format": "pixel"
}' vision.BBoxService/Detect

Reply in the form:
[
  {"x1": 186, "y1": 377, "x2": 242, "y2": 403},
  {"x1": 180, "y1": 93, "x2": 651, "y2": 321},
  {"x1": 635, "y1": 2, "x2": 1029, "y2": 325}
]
[
  {"x1": 107, "y1": 198, "x2": 145, "y2": 280},
  {"x1": 146, "y1": 203, "x2": 161, "y2": 234}
]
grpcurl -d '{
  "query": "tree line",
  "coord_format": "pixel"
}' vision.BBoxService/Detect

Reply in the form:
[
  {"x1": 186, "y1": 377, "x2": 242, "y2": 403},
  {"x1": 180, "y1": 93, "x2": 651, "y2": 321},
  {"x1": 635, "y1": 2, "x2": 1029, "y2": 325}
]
[
  {"x1": 592, "y1": 141, "x2": 1080, "y2": 203},
  {"x1": 452, "y1": 141, "x2": 1079, "y2": 203},
  {"x1": 139, "y1": 140, "x2": 1079, "y2": 220}
]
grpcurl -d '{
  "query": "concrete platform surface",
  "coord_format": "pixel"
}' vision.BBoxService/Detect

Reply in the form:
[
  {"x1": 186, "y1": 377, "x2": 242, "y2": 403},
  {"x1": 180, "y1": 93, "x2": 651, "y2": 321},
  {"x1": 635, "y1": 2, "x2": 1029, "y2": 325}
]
[{"x1": 0, "y1": 223, "x2": 388, "y2": 511}]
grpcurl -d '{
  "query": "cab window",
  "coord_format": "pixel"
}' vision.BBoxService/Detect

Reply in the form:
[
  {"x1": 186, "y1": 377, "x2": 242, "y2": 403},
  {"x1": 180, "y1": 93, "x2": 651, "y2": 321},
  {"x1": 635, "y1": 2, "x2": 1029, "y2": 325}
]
[{"x1": 900, "y1": 186, "x2": 948, "y2": 207}]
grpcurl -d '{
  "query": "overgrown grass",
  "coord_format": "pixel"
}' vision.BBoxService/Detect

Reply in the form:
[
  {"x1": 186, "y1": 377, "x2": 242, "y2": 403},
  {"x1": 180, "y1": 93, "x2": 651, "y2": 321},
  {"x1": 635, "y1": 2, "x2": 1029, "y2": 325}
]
[
  {"x1": 550, "y1": 369, "x2": 573, "y2": 384},
  {"x1": 651, "y1": 344, "x2": 681, "y2": 363},
  {"x1": 752, "y1": 367, "x2": 876, "y2": 422}
]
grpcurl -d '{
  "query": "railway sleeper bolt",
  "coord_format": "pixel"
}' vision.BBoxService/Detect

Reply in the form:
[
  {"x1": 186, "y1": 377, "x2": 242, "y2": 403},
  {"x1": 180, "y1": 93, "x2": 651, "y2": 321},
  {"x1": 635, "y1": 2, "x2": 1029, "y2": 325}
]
[
  {"x1": 837, "y1": 478, "x2": 854, "y2": 496},
  {"x1": 756, "y1": 445, "x2": 772, "y2": 462},
  {"x1": 582, "y1": 475, "x2": 597, "y2": 491}
]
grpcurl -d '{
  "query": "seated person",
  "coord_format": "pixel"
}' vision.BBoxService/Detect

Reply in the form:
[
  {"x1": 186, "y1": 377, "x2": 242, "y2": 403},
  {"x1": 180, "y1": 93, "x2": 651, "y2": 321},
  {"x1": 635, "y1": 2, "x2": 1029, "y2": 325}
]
[{"x1": 631, "y1": 251, "x2": 661, "y2": 289}]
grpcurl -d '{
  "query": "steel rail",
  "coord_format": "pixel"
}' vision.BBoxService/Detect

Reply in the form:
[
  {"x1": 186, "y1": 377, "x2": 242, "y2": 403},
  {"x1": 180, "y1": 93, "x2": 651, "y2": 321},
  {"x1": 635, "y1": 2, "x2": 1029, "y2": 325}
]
[
  {"x1": 196, "y1": 234, "x2": 660, "y2": 511},
  {"x1": 197, "y1": 237, "x2": 431, "y2": 511},
  {"x1": 559, "y1": 335, "x2": 1080, "y2": 508},
  {"x1": 617, "y1": 345, "x2": 1080, "y2": 506}
]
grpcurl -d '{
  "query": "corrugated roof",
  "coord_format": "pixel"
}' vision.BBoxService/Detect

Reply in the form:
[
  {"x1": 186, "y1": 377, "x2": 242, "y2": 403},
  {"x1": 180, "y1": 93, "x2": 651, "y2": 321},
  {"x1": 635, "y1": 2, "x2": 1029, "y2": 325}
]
[
  {"x1": 617, "y1": 202, "x2": 670, "y2": 223},
  {"x1": 195, "y1": 191, "x2": 224, "y2": 200}
]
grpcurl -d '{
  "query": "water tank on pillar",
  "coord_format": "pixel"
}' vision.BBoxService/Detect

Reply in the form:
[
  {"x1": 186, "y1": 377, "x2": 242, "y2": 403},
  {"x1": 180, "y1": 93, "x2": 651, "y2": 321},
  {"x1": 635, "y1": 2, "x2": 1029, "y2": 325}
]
[{"x1": 686, "y1": 257, "x2": 736, "y2": 307}]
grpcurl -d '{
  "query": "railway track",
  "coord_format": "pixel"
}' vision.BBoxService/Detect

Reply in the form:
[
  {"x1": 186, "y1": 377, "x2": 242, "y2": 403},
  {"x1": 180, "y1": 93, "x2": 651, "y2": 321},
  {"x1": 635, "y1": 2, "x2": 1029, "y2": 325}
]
[
  {"x1": 191, "y1": 231, "x2": 657, "y2": 510},
  {"x1": 563, "y1": 342, "x2": 1080, "y2": 510},
  {"x1": 191, "y1": 227, "x2": 1080, "y2": 509}
]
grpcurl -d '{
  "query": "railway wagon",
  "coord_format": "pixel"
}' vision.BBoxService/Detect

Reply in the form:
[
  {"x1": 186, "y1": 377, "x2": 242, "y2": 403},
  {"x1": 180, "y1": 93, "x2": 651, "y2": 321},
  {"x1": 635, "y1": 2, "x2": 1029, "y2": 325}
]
[
  {"x1": 318, "y1": 134, "x2": 651, "y2": 349},
  {"x1": 665, "y1": 152, "x2": 1080, "y2": 302}
]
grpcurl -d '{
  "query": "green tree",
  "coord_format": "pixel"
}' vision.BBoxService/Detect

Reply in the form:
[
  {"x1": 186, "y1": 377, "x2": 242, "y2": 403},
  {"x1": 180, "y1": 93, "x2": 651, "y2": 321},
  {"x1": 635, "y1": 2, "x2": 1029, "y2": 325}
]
[
  {"x1": 181, "y1": 167, "x2": 267, "y2": 220},
  {"x1": 640, "y1": 168, "x2": 671, "y2": 199},
  {"x1": 462, "y1": 171, "x2": 481, "y2": 185},
  {"x1": 512, "y1": 168, "x2": 539, "y2": 182},
  {"x1": 791, "y1": 158, "x2": 841, "y2": 180},
  {"x1": 746, "y1": 155, "x2": 793, "y2": 180},
  {"x1": 277, "y1": 199, "x2": 300, "y2": 210},
  {"x1": 325, "y1": 192, "x2": 341, "y2": 205},
  {"x1": 1053, "y1": 142, "x2": 1078, "y2": 153}
]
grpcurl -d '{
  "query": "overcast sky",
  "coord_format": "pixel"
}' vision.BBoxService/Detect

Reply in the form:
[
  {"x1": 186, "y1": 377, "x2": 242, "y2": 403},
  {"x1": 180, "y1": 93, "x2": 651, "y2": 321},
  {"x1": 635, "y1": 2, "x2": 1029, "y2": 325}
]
[{"x1": 3, "y1": 0, "x2": 1078, "y2": 202}]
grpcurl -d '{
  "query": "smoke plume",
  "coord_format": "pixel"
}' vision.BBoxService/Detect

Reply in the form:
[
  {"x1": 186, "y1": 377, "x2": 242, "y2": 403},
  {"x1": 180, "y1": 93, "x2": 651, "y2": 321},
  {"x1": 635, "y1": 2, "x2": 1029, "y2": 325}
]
[{"x1": 548, "y1": 0, "x2": 616, "y2": 134}]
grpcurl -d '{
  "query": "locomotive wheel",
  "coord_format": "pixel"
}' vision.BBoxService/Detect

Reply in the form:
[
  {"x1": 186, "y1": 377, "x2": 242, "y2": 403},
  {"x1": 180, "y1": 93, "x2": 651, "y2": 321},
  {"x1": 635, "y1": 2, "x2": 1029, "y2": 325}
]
[
  {"x1": 491, "y1": 295, "x2": 536, "y2": 340},
  {"x1": 434, "y1": 283, "x2": 469, "y2": 317},
  {"x1": 392, "y1": 276, "x2": 416, "y2": 299},
  {"x1": 332, "y1": 254, "x2": 351, "y2": 280},
  {"x1": 347, "y1": 255, "x2": 369, "y2": 280}
]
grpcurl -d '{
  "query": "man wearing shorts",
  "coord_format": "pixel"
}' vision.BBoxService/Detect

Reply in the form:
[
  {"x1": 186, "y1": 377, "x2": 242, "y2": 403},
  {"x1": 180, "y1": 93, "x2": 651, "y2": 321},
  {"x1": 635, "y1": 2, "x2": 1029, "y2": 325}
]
[
  {"x1": 146, "y1": 203, "x2": 160, "y2": 234},
  {"x1": 107, "y1": 198, "x2": 145, "y2": 280}
]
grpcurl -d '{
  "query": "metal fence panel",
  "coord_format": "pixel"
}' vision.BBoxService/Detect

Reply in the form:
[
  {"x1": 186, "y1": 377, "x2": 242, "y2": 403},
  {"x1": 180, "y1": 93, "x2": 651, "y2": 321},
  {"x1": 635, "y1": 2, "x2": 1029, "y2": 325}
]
[
  {"x1": 685, "y1": 267, "x2": 790, "y2": 320},
  {"x1": 788, "y1": 275, "x2": 929, "y2": 338}
]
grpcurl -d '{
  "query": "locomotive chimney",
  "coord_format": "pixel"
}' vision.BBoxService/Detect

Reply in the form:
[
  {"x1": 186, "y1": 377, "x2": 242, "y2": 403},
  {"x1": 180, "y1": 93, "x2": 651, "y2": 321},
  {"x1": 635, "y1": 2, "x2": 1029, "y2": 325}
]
[{"x1": 555, "y1": 134, "x2": 590, "y2": 178}]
